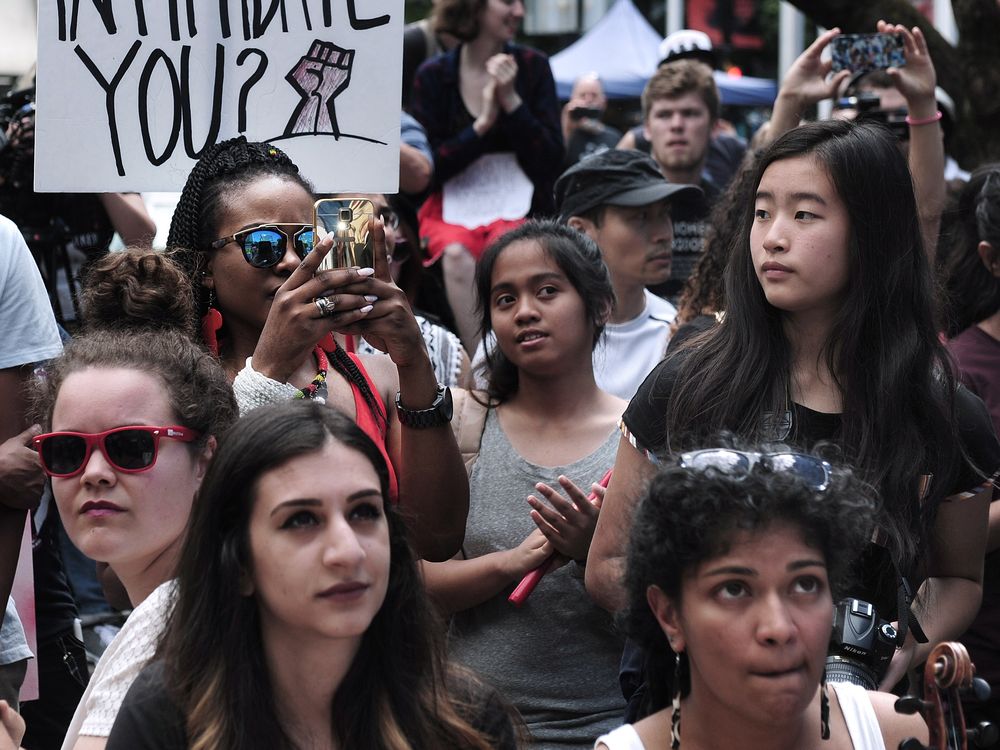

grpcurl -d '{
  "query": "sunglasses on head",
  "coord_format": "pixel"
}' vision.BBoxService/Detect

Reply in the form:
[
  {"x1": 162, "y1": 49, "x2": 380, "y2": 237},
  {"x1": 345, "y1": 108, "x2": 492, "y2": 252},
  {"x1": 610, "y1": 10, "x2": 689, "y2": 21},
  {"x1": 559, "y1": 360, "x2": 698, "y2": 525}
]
[
  {"x1": 678, "y1": 449, "x2": 832, "y2": 491},
  {"x1": 33, "y1": 426, "x2": 202, "y2": 478},
  {"x1": 211, "y1": 223, "x2": 315, "y2": 268}
]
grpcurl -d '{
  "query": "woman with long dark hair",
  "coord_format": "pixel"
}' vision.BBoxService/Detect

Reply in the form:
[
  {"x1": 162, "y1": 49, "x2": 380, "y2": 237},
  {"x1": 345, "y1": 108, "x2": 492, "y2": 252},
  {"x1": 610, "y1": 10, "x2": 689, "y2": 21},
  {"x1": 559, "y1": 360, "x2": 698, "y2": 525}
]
[
  {"x1": 598, "y1": 449, "x2": 928, "y2": 749},
  {"x1": 165, "y1": 136, "x2": 468, "y2": 562},
  {"x1": 423, "y1": 221, "x2": 627, "y2": 747},
  {"x1": 587, "y1": 120, "x2": 1000, "y2": 692},
  {"x1": 106, "y1": 401, "x2": 518, "y2": 750}
]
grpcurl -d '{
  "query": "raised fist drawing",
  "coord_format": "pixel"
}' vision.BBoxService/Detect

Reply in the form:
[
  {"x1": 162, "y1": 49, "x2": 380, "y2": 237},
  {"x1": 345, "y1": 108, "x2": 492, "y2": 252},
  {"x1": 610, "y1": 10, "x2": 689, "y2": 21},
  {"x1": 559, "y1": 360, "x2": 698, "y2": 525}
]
[{"x1": 284, "y1": 40, "x2": 355, "y2": 137}]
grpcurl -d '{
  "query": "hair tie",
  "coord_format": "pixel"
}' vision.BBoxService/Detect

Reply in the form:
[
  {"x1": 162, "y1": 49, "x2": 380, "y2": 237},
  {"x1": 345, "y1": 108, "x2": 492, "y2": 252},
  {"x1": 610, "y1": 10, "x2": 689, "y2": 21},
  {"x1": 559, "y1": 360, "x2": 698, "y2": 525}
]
[{"x1": 905, "y1": 110, "x2": 942, "y2": 127}]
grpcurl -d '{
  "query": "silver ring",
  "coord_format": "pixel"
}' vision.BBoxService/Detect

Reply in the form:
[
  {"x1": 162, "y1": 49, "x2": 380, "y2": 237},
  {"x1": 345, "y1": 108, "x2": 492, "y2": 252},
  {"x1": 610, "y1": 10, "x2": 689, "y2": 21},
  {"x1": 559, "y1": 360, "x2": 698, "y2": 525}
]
[{"x1": 314, "y1": 296, "x2": 336, "y2": 317}]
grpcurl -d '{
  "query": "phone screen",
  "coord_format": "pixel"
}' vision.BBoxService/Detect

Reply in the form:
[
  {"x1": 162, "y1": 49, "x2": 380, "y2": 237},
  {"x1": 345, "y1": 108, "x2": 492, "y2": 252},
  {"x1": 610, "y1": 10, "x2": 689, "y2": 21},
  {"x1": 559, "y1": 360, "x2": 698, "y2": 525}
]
[
  {"x1": 830, "y1": 33, "x2": 906, "y2": 74},
  {"x1": 313, "y1": 198, "x2": 375, "y2": 271}
]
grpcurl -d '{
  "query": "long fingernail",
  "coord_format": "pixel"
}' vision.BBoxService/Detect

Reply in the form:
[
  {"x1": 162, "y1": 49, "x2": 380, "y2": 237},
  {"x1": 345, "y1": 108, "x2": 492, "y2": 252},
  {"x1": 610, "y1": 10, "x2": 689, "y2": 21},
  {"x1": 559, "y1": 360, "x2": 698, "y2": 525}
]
[
  {"x1": 358, "y1": 267, "x2": 376, "y2": 277},
  {"x1": 359, "y1": 304, "x2": 374, "y2": 314},
  {"x1": 364, "y1": 295, "x2": 378, "y2": 303}
]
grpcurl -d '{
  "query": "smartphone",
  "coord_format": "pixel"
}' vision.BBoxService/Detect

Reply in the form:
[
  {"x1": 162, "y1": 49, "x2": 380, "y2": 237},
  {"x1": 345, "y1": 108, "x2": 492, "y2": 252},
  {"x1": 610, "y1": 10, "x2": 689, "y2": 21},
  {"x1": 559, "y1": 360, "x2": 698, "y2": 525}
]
[
  {"x1": 830, "y1": 33, "x2": 906, "y2": 74},
  {"x1": 569, "y1": 106, "x2": 602, "y2": 121},
  {"x1": 313, "y1": 198, "x2": 375, "y2": 271}
]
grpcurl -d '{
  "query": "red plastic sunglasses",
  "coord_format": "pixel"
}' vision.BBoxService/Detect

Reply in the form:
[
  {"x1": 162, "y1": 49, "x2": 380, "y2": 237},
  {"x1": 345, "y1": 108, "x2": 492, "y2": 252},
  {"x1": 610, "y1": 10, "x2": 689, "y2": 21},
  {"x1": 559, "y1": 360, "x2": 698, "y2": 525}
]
[{"x1": 33, "y1": 425, "x2": 201, "y2": 478}]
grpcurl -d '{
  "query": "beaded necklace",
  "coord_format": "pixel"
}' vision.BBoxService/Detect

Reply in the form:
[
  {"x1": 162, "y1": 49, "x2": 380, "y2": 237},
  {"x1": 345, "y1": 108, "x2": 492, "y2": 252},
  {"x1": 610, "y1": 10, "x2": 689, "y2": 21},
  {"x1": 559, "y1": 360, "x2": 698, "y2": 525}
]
[{"x1": 293, "y1": 346, "x2": 329, "y2": 400}]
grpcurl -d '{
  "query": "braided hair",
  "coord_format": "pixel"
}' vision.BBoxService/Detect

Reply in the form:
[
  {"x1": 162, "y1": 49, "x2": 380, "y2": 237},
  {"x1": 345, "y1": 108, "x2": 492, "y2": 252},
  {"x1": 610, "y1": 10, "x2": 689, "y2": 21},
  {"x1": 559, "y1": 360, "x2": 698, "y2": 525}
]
[{"x1": 168, "y1": 136, "x2": 385, "y2": 428}]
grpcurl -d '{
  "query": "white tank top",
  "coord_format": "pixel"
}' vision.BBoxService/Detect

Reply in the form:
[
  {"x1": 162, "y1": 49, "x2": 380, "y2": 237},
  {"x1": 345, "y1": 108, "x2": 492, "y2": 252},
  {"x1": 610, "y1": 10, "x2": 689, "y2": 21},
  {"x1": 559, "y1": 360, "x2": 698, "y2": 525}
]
[
  {"x1": 831, "y1": 681, "x2": 887, "y2": 750},
  {"x1": 594, "y1": 684, "x2": 886, "y2": 750}
]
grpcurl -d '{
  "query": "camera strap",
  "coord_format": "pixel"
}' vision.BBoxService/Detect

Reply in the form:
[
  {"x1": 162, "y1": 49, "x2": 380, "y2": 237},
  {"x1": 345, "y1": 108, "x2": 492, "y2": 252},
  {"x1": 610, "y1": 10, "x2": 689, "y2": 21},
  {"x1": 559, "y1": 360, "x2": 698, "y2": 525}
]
[{"x1": 896, "y1": 576, "x2": 929, "y2": 646}]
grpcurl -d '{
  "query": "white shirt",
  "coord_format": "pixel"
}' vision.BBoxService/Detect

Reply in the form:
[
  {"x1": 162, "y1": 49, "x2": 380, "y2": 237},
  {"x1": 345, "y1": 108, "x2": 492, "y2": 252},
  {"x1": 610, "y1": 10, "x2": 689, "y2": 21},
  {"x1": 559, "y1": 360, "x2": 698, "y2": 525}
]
[
  {"x1": 61, "y1": 581, "x2": 175, "y2": 747},
  {"x1": 593, "y1": 291, "x2": 676, "y2": 400},
  {"x1": 0, "y1": 213, "x2": 62, "y2": 369}
]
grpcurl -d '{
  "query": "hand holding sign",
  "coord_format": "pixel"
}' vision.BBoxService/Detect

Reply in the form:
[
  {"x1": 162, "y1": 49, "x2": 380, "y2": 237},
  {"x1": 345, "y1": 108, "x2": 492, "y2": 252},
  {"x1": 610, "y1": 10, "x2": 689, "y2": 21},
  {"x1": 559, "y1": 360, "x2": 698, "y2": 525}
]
[{"x1": 284, "y1": 40, "x2": 355, "y2": 138}]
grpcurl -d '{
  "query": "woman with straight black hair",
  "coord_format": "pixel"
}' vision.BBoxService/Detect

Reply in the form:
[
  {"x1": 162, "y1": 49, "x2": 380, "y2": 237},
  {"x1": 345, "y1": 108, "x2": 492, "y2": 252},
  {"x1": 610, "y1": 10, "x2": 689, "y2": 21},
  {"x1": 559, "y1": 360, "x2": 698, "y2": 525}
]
[
  {"x1": 423, "y1": 221, "x2": 628, "y2": 747},
  {"x1": 588, "y1": 119, "x2": 1000, "y2": 693},
  {"x1": 106, "y1": 401, "x2": 519, "y2": 750}
]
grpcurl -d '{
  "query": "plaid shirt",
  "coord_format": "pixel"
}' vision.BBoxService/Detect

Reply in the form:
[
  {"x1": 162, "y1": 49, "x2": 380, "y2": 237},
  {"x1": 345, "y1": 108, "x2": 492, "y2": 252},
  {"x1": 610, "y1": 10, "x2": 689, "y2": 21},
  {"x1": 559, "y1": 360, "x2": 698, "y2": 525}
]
[{"x1": 411, "y1": 43, "x2": 564, "y2": 217}]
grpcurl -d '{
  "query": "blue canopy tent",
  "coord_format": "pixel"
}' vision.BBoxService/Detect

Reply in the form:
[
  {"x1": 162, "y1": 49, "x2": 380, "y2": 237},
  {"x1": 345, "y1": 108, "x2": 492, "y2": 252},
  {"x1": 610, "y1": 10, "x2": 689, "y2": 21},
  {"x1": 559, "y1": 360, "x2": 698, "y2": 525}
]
[{"x1": 549, "y1": 0, "x2": 777, "y2": 106}]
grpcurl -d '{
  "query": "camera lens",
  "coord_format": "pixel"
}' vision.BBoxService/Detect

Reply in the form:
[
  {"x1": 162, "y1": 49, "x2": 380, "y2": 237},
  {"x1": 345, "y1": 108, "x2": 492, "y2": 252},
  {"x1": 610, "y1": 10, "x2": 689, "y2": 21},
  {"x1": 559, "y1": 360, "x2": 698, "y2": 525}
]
[
  {"x1": 339, "y1": 207, "x2": 352, "y2": 221},
  {"x1": 825, "y1": 654, "x2": 879, "y2": 691}
]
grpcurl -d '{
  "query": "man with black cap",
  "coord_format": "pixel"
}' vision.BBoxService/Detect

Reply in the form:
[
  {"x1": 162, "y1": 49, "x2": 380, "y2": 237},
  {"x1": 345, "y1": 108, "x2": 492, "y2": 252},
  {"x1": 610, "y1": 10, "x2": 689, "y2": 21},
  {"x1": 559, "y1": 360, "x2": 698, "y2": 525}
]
[
  {"x1": 555, "y1": 149, "x2": 700, "y2": 399},
  {"x1": 470, "y1": 149, "x2": 700, "y2": 399}
]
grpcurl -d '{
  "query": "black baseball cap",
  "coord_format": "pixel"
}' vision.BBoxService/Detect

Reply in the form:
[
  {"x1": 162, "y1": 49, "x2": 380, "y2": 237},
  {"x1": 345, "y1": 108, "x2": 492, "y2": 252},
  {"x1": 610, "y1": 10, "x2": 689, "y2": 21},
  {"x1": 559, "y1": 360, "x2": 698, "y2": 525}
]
[{"x1": 554, "y1": 149, "x2": 702, "y2": 222}]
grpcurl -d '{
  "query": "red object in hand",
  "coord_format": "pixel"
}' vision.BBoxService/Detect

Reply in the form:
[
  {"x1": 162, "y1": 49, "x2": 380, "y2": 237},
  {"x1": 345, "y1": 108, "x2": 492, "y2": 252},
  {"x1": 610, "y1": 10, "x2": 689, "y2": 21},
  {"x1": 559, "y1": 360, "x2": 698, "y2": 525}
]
[{"x1": 508, "y1": 468, "x2": 613, "y2": 607}]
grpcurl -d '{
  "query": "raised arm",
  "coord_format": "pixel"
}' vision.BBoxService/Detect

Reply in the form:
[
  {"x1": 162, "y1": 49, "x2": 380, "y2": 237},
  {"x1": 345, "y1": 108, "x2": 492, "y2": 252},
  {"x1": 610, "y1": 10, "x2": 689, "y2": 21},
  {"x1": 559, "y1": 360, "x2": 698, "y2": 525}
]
[
  {"x1": 877, "y1": 20, "x2": 946, "y2": 260},
  {"x1": 765, "y1": 28, "x2": 850, "y2": 147}
]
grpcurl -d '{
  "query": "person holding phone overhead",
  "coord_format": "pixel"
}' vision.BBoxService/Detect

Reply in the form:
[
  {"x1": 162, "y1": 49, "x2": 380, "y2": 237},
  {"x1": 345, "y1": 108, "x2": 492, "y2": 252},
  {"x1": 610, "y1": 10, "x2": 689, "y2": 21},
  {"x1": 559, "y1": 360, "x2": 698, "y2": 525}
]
[
  {"x1": 165, "y1": 136, "x2": 468, "y2": 562},
  {"x1": 764, "y1": 21, "x2": 946, "y2": 256}
]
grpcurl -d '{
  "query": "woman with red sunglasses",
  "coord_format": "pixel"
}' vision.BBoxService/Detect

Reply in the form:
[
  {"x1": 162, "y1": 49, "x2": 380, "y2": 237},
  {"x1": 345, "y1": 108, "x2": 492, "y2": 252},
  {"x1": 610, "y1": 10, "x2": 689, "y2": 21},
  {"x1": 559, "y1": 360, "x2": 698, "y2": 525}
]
[{"x1": 31, "y1": 249, "x2": 238, "y2": 750}]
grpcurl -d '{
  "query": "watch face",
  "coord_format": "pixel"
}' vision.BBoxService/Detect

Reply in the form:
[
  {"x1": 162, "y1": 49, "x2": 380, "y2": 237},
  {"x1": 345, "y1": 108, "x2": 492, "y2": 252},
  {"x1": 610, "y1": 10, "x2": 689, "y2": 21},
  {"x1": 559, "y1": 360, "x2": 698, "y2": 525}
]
[{"x1": 440, "y1": 386, "x2": 454, "y2": 421}]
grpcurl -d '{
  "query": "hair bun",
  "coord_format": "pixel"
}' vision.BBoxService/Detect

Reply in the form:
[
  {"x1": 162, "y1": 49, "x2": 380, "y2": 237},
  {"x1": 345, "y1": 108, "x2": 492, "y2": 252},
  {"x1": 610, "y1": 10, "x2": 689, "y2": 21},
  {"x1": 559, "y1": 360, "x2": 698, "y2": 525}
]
[{"x1": 80, "y1": 247, "x2": 197, "y2": 336}]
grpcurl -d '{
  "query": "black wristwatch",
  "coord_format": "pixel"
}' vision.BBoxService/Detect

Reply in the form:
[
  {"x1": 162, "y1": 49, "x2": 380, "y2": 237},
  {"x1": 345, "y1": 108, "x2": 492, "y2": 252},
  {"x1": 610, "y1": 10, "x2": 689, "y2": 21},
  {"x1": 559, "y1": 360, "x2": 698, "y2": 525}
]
[{"x1": 395, "y1": 384, "x2": 453, "y2": 429}]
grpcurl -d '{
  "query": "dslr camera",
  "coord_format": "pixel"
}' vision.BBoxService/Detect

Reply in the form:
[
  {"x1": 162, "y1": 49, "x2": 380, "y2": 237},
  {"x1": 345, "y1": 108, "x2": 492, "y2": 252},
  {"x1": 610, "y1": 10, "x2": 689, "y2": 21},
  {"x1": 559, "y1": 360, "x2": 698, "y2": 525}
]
[{"x1": 826, "y1": 598, "x2": 897, "y2": 690}]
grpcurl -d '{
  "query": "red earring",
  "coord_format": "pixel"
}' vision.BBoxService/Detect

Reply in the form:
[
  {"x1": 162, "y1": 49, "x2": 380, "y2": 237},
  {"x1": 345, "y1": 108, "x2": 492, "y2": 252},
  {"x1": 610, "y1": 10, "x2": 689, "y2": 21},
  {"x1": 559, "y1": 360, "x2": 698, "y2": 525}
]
[{"x1": 201, "y1": 287, "x2": 223, "y2": 356}]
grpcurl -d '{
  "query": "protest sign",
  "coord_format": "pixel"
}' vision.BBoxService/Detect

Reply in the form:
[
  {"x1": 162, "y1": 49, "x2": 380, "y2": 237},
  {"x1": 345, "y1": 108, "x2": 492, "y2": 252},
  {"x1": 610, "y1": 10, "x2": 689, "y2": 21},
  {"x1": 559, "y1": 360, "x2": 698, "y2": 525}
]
[{"x1": 35, "y1": 0, "x2": 403, "y2": 193}]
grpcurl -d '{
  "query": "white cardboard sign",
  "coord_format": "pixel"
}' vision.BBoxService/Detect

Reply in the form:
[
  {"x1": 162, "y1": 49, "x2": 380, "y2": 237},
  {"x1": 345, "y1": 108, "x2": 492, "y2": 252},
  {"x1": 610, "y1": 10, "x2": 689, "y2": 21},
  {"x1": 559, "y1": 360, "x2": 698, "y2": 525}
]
[{"x1": 34, "y1": 0, "x2": 403, "y2": 193}]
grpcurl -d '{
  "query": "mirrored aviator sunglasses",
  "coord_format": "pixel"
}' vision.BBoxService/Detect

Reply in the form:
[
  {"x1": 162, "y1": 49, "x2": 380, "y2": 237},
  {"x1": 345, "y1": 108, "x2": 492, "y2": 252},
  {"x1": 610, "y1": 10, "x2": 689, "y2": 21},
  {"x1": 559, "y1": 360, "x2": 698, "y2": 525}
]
[
  {"x1": 211, "y1": 223, "x2": 315, "y2": 268},
  {"x1": 33, "y1": 426, "x2": 201, "y2": 478},
  {"x1": 678, "y1": 448, "x2": 832, "y2": 491}
]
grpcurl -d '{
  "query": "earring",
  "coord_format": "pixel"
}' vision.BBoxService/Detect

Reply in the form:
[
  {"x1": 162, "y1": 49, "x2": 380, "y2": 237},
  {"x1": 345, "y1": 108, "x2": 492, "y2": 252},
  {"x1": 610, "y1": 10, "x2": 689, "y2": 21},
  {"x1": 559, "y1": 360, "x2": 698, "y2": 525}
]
[
  {"x1": 820, "y1": 670, "x2": 830, "y2": 741},
  {"x1": 671, "y1": 651, "x2": 685, "y2": 749},
  {"x1": 201, "y1": 287, "x2": 224, "y2": 357}
]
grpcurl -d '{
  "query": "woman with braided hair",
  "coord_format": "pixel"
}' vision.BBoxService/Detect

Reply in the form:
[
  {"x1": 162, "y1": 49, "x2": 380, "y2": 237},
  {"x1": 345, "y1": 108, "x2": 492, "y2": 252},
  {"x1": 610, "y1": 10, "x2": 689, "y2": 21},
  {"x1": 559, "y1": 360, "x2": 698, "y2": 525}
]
[{"x1": 166, "y1": 137, "x2": 468, "y2": 562}]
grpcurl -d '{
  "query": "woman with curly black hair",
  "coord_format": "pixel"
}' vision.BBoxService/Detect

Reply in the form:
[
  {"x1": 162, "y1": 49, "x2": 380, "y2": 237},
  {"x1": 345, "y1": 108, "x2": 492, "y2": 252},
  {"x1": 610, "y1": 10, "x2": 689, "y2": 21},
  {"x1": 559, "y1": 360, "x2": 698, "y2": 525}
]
[
  {"x1": 165, "y1": 136, "x2": 468, "y2": 562},
  {"x1": 597, "y1": 450, "x2": 928, "y2": 749}
]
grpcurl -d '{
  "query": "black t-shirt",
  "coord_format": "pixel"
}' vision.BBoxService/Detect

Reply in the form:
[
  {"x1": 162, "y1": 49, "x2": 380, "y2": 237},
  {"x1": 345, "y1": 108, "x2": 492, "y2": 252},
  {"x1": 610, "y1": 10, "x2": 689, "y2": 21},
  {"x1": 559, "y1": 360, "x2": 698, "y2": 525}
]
[
  {"x1": 625, "y1": 353, "x2": 999, "y2": 492},
  {"x1": 622, "y1": 352, "x2": 1000, "y2": 614},
  {"x1": 108, "y1": 661, "x2": 521, "y2": 750},
  {"x1": 564, "y1": 123, "x2": 623, "y2": 169}
]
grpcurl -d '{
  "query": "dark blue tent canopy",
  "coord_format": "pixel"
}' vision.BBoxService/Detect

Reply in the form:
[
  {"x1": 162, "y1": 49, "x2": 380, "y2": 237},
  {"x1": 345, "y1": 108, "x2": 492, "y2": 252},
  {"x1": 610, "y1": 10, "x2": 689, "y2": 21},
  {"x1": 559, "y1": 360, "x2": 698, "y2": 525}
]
[{"x1": 549, "y1": 0, "x2": 777, "y2": 106}]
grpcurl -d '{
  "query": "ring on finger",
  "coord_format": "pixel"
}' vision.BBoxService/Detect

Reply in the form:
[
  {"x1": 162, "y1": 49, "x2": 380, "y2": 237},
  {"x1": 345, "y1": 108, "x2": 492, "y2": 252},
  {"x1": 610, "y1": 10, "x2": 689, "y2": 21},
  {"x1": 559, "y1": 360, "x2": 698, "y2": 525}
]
[{"x1": 314, "y1": 296, "x2": 336, "y2": 317}]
